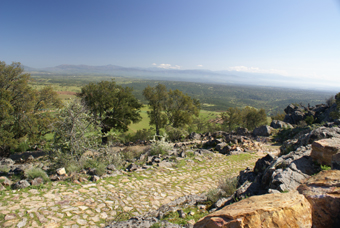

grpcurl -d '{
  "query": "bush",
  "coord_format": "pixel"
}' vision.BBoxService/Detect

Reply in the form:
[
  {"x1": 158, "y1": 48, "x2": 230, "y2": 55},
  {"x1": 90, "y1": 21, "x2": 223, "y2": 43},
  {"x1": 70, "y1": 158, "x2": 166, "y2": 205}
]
[
  {"x1": 131, "y1": 128, "x2": 155, "y2": 142},
  {"x1": 165, "y1": 126, "x2": 188, "y2": 142},
  {"x1": 25, "y1": 168, "x2": 49, "y2": 182},
  {"x1": 219, "y1": 177, "x2": 237, "y2": 196},
  {"x1": 207, "y1": 177, "x2": 237, "y2": 203},
  {"x1": 149, "y1": 135, "x2": 172, "y2": 156}
]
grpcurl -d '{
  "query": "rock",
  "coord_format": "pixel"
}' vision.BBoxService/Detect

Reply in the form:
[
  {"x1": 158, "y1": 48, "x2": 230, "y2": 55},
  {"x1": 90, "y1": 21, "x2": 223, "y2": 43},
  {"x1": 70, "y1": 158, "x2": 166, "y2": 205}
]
[
  {"x1": 189, "y1": 132, "x2": 201, "y2": 140},
  {"x1": 270, "y1": 120, "x2": 292, "y2": 129},
  {"x1": 236, "y1": 127, "x2": 249, "y2": 135},
  {"x1": 49, "y1": 174, "x2": 59, "y2": 181},
  {"x1": 269, "y1": 167, "x2": 309, "y2": 192},
  {"x1": 0, "y1": 183, "x2": 5, "y2": 190},
  {"x1": 311, "y1": 138, "x2": 340, "y2": 166},
  {"x1": 13, "y1": 180, "x2": 30, "y2": 189},
  {"x1": 56, "y1": 167, "x2": 66, "y2": 176},
  {"x1": 332, "y1": 152, "x2": 340, "y2": 170},
  {"x1": 105, "y1": 217, "x2": 182, "y2": 228},
  {"x1": 127, "y1": 163, "x2": 138, "y2": 172},
  {"x1": 0, "y1": 157, "x2": 15, "y2": 166},
  {"x1": 91, "y1": 175, "x2": 100, "y2": 182},
  {"x1": 299, "y1": 126, "x2": 340, "y2": 147},
  {"x1": 0, "y1": 176, "x2": 12, "y2": 186},
  {"x1": 30, "y1": 177, "x2": 43, "y2": 186},
  {"x1": 106, "y1": 164, "x2": 116, "y2": 171},
  {"x1": 177, "y1": 209, "x2": 185, "y2": 218},
  {"x1": 194, "y1": 191, "x2": 312, "y2": 228},
  {"x1": 158, "y1": 161, "x2": 173, "y2": 168},
  {"x1": 298, "y1": 170, "x2": 340, "y2": 228},
  {"x1": 215, "y1": 143, "x2": 227, "y2": 153},
  {"x1": 252, "y1": 125, "x2": 273, "y2": 137},
  {"x1": 27, "y1": 155, "x2": 34, "y2": 161}
]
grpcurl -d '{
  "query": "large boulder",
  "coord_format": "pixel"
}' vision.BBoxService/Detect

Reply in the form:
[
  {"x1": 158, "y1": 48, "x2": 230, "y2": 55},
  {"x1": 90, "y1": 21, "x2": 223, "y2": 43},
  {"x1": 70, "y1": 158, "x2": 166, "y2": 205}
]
[
  {"x1": 252, "y1": 125, "x2": 273, "y2": 137},
  {"x1": 189, "y1": 132, "x2": 202, "y2": 140},
  {"x1": 194, "y1": 191, "x2": 312, "y2": 228},
  {"x1": 311, "y1": 138, "x2": 340, "y2": 166},
  {"x1": 270, "y1": 120, "x2": 292, "y2": 129},
  {"x1": 298, "y1": 170, "x2": 340, "y2": 228}
]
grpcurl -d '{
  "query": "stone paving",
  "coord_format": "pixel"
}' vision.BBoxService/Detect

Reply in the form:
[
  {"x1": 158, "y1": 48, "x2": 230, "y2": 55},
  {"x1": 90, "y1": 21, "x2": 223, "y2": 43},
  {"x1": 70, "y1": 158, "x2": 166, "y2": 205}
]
[{"x1": 0, "y1": 153, "x2": 261, "y2": 228}]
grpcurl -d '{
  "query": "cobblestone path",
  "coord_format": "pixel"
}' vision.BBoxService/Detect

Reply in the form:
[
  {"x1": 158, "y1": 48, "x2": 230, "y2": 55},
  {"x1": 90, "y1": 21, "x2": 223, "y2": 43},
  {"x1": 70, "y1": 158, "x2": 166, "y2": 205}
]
[{"x1": 0, "y1": 153, "x2": 261, "y2": 228}]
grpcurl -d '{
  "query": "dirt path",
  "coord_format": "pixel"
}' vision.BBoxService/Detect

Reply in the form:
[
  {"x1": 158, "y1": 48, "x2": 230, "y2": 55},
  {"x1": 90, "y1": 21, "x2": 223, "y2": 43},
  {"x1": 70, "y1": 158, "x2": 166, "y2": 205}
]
[{"x1": 0, "y1": 152, "x2": 265, "y2": 228}]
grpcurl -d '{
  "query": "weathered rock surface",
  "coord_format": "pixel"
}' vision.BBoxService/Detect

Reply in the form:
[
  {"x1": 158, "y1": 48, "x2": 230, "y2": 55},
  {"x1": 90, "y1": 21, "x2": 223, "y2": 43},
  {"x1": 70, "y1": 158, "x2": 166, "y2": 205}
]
[
  {"x1": 13, "y1": 180, "x2": 30, "y2": 189},
  {"x1": 252, "y1": 125, "x2": 273, "y2": 137},
  {"x1": 194, "y1": 191, "x2": 312, "y2": 228},
  {"x1": 311, "y1": 137, "x2": 340, "y2": 166},
  {"x1": 297, "y1": 170, "x2": 340, "y2": 228},
  {"x1": 270, "y1": 120, "x2": 292, "y2": 129}
]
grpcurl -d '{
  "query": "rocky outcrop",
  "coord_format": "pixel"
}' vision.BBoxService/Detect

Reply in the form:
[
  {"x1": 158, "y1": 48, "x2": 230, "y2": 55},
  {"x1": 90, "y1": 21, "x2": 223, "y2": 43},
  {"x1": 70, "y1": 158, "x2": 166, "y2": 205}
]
[
  {"x1": 194, "y1": 191, "x2": 312, "y2": 228},
  {"x1": 270, "y1": 120, "x2": 292, "y2": 129},
  {"x1": 297, "y1": 170, "x2": 340, "y2": 228},
  {"x1": 311, "y1": 138, "x2": 340, "y2": 166},
  {"x1": 252, "y1": 125, "x2": 273, "y2": 137},
  {"x1": 283, "y1": 103, "x2": 335, "y2": 125},
  {"x1": 235, "y1": 145, "x2": 319, "y2": 201}
]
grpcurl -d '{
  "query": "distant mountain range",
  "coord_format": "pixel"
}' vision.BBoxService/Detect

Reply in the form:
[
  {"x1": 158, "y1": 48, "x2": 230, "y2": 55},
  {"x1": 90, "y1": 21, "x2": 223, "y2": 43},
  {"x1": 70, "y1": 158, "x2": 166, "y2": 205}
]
[{"x1": 23, "y1": 64, "x2": 339, "y2": 92}]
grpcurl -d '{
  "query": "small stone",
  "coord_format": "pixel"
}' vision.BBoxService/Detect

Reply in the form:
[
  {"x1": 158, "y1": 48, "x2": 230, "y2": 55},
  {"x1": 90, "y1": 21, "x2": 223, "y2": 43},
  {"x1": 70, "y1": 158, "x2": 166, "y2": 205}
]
[
  {"x1": 0, "y1": 183, "x2": 5, "y2": 190},
  {"x1": 17, "y1": 218, "x2": 27, "y2": 228},
  {"x1": 177, "y1": 209, "x2": 186, "y2": 218},
  {"x1": 30, "y1": 177, "x2": 43, "y2": 186},
  {"x1": 27, "y1": 155, "x2": 34, "y2": 161},
  {"x1": 56, "y1": 167, "x2": 66, "y2": 175},
  {"x1": 13, "y1": 180, "x2": 30, "y2": 189},
  {"x1": 0, "y1": 177, "x2": 12, "y2": 186},
  {"x1": 106, "y1": 164, "x2": 116, "y2": 170},
  {"x1": 91, "y1": 175, "x2": 100, "y2": 182},
  {"x1": 5, "y1": 213, "x2": 17, "y2": 220}
]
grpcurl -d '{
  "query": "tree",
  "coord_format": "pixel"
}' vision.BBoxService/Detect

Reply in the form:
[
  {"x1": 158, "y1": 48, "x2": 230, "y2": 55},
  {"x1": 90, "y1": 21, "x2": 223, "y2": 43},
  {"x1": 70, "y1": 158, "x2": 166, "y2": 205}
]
[
  {"x1": 165, "y1": 89, "x2": 200, "y2": 128},
  {"x1": 142, "y1": 84, "x2": 168, "y2": 135},
  {"x1": 79, "y1": 80, "x2": 142, "y2": 143},
  {"x1": 143, "y1": 84, "x2": 200, "y2": 135},
  {"x1": 221, "y1": 107, "x2": 242, "y2": 132},
  {"x1": 0, "y1": 62, "x2": 62, "y2": 156},
  {"x1": 241, "y1": 106, "x2": 267, "y2": 130},
  {"x1": 53, "y1": 99, "x2": 100, "y2": 161}
]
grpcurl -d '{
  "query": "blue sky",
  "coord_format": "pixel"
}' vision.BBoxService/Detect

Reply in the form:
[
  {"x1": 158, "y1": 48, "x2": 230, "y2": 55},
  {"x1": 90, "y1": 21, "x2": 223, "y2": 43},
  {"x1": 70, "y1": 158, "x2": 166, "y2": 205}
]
[{"x1": 1, "y1": 0, "x2": 340, "y2": 85}]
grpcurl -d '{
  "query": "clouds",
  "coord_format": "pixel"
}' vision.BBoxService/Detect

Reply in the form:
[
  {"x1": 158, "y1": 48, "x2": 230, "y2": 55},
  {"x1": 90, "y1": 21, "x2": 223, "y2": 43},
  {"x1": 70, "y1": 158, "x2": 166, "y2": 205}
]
[
  {"x1": 228, "y1": 66, "x2": 288, "y2": 75},
  {"x1": 152, "y1": 63, "x2": 181, "y2": 69},
  {"x1": 197, "y1": 65, "x2": 203, "y2": 67}
]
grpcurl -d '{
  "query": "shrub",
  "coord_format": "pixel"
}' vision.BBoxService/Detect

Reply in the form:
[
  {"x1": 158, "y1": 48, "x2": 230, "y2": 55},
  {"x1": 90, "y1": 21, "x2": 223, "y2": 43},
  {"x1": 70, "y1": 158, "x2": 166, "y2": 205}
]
[
  {"x1": 218, "y1": 177, "x2": 238, "y2": 196},
  {"x1": 25, "y1": 168, "x2": 49, "y2": 182},
  {"x1": 206, "y1": 188, "x2": 220, "y2": 203},
  {"x1": 0, "y1": 165, "x2": 10, "y2": 173},
  {"x1": 131, "y1": 128, "x2": 155, "y2": 142},
  {"x1": 165, "y1": 126, "x2": 188, "y2": 142},
  {"x1": 321, "y1": 165, "x2": 331, "y2": 171},
  {"x1": 149, "y1": 135, "x2": 172, "y2": 156}
]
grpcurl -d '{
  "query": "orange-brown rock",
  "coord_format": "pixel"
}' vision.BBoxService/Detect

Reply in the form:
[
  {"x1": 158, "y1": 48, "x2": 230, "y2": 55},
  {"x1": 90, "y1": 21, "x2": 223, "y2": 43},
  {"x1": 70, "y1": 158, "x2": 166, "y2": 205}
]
[
  {"x1": 194, "y1": 191, "x2": 312, "y2": 228},
  {"x1": 311, "y1": 138, "x2": 340, "y2": 166},
  {"x1": 297, "y1": 170, "x2": 340, "y2": 228}
]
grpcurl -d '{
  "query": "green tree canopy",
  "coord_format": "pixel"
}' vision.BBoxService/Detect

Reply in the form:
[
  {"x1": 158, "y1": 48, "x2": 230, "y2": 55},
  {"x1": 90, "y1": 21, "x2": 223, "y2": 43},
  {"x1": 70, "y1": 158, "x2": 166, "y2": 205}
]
[
  {"x1": 79, "y1": 80, "x2": 142, "y2": 143},
  {"x1": 142, "y1": 84, "x2": 168, "y2": 135},
  {"x1": 143, "y1": 83, "x2": 200, "y2": 135},
  {"x1": 221, "y1": 107, "x2": 242, "y2": 132},
  {"x1": 0, "y1": 61, "x2": 62, "y2": 156}
]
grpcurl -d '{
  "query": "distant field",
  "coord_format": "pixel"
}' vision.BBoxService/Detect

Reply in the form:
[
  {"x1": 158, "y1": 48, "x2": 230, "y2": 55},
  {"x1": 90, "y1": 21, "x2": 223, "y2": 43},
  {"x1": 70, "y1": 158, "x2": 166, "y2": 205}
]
[
  {"x1": 128, "y1": 107, "x2": 220, "y2": 133},
  {"x1": 30, "y1": 74, "x2": 333, "y2": 115}
]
